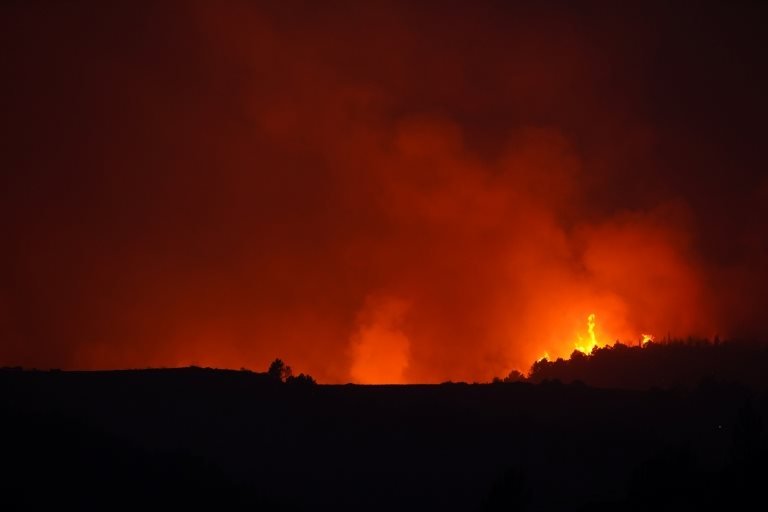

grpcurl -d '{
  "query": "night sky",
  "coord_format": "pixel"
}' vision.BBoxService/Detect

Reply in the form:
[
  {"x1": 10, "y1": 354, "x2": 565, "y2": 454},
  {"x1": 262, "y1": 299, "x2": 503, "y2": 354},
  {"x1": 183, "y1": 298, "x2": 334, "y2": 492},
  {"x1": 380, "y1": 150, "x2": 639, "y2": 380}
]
[{"x1": 2, "y1": 1, "x2": 767, "y2": 383}]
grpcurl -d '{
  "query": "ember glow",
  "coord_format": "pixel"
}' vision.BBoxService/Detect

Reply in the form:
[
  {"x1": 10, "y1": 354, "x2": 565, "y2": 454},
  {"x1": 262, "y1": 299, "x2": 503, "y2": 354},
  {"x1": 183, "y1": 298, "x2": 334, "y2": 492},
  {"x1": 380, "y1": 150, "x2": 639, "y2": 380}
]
[{"x1": 1, "y1": 1, "x2": 767, "y2": 383}]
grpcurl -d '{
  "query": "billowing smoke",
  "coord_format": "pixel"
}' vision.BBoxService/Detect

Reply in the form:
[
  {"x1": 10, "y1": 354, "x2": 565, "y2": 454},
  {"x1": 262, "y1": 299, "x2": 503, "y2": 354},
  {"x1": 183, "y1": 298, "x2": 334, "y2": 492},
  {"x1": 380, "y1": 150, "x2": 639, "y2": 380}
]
[
  {"x1": 349, "y1": 295, "x2": 410, "y2": 384},
  {"x1": 1, "y1": 1, "x2": 766, "y2": 382}
]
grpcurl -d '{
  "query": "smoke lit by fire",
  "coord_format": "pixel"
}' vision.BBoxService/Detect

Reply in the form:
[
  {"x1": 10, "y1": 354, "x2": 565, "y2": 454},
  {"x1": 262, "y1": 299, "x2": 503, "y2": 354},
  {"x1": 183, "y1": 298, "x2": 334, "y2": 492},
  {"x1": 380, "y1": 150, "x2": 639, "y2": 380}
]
[{"x1": 2, "y1": 1, "x2": 766, "y2": 383}]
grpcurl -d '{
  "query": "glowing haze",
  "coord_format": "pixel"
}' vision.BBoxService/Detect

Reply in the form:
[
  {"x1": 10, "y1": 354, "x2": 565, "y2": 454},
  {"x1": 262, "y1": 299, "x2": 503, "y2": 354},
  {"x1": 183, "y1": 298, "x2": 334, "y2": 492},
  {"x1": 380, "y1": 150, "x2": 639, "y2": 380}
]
[{"x1": 1, "y1": 1, "x2": 767, "y2": 383}]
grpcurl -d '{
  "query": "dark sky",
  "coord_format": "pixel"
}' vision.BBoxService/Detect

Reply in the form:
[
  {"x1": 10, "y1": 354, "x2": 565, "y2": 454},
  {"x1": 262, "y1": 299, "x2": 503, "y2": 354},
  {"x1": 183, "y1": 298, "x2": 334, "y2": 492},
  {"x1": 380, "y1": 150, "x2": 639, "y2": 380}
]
[{"x1": 1, "y1": 0, "x2": 767, "y2": 382}]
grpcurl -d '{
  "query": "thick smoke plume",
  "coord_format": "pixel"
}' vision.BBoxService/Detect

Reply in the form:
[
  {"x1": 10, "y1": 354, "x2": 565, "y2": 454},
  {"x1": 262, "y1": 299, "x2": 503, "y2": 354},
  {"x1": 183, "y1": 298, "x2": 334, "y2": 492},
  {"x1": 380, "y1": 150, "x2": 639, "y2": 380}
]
[{"x1": 1, "y1": 1, "x2": 766, "y2": 382}]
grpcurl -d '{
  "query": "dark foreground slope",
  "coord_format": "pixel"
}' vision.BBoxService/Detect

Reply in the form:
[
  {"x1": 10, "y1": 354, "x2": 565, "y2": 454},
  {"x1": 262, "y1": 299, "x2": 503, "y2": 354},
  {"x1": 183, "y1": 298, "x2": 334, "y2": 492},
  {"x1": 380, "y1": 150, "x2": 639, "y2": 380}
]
[{"x1": 1, "y1": 368, "x2": 766, "y2": 511}]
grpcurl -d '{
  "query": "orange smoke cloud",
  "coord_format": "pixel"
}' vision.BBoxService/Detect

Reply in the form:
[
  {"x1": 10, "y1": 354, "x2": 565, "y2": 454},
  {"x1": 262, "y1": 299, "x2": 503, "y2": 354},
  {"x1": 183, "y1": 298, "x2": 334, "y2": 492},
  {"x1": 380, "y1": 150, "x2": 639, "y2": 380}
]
[
  {"x1": 0, "y1": 1, "x2": 764, "y2": 383},
  {"x1": 322, "y1": 112, "x2": 717, "y2": 381},
  {"x1": 349, "y1": 296, "x2": 410, "y2": 384}
]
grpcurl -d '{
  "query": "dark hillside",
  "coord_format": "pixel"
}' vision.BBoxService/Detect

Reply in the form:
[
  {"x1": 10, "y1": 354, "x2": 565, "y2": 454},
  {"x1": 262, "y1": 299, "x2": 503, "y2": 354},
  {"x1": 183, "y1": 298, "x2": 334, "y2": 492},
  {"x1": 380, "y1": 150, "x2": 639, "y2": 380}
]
[{"x1": 2, "y1": 368, "x2": 766, "y2": 511}]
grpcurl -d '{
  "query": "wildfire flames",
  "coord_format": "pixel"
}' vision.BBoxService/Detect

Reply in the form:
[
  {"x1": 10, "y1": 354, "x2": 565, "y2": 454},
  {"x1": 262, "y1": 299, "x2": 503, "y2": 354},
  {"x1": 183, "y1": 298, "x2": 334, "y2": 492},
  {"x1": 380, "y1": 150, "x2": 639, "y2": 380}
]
[
  {"x1": 6, "y1": 0, "x2": 761, "y2": 385},
  {"x1": 556, "y1": 313, "x2": 657, "y2": 359},
  {"x1": 574, "y1": 313, "x2": 600, "y2": 355}
]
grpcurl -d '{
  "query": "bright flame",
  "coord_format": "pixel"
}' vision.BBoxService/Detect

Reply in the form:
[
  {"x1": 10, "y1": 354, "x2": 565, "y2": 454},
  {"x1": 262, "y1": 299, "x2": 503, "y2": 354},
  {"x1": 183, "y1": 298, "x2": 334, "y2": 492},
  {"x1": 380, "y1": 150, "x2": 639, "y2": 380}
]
[
  {"x1": 535, "y1": 312, "x2": 657, "y2": 364},
  {"x1": 588, "y1": 313, "x2": 597, "y2": 346},
  {"x1": 574, "y1": 313, "x2": 599, "y2": 354}
]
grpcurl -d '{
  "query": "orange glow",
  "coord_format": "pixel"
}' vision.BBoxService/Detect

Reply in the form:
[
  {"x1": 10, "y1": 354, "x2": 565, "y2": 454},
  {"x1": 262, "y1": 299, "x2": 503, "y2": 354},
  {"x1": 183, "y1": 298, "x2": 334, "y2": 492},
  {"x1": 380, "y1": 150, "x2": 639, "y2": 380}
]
[
  {"x1": 3, "y1": 1, "x2": 748, "y2": 385},
  {"x1": 349, "y1": 296, "x2": 411, "y2": 384}
]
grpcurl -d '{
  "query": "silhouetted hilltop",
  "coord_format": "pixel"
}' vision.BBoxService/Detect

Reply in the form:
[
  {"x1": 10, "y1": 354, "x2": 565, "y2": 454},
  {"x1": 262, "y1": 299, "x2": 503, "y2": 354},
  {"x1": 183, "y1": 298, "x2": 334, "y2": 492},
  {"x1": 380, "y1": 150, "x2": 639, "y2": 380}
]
[
  {"x1": 1, "y1": 366, "x2": 766, "y2": 511},
  {"x1": 523, "y1": 339, "x2": 768, "y2": 390},
  {"x1": 0, "y1": 361, "x2": 315, "y2": 388}
]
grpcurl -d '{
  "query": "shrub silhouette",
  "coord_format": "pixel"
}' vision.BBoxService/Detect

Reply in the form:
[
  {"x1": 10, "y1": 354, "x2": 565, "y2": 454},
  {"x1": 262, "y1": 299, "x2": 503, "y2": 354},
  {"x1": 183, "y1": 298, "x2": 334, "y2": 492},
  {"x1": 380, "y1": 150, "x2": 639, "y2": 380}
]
[
  {"x1": 286, "y1": 373, "x2": 316, "y2": 386},
  {"x1": 267, "y1": 358, "x2": 293, "y2": 382}
]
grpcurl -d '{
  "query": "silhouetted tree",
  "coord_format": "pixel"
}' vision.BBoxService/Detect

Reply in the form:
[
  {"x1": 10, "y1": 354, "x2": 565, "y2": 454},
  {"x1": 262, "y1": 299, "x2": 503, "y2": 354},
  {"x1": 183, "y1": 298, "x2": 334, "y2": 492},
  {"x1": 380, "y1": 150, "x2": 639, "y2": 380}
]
[
  {"x1": 493, "y1": 370, "x2": 527, "y2": 384},
  {"x1": 286, "y1": 373, "x2": 316, "y2": 386},
  {"x1": 504, "y1": 370, "x2": 526, "y2": 383},
  {"x1": 267, "y1": 358, "x2": 292, "y2": 382}
]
